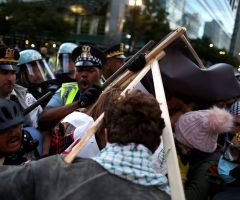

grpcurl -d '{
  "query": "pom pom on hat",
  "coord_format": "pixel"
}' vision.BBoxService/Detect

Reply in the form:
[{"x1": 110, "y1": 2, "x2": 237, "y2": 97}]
[{"x1": 175, "y1": 106, "x2": 233, "y2": 153}]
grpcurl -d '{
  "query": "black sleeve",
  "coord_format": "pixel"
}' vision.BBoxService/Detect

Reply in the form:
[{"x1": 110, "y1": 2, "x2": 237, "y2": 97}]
[
  {"x1": 229, "y1": 165, "x2": 240, "y2": 179},
  {"x1": 0, "y1": 163, "x2": 34, "y2": 200}
]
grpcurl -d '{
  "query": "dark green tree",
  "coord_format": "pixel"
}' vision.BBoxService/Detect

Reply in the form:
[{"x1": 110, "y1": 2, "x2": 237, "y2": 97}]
[
  {"x1": 191, "y1": 37, "x2": 240, "y2": 68},
  {"x1": 0, "y1": 0, "x2": 73, "y2": 43},
  {"x1": 123, "y1": 0, "x2": 170, "y2": 44}
]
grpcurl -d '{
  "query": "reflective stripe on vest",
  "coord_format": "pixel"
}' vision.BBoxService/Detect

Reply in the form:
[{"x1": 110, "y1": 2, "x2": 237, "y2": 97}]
[{"x1": 60, "y1": 82, "x2": 79, "y2": 105}]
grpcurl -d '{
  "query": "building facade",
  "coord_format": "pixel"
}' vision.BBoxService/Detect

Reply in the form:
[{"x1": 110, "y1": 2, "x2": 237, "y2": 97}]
[
  {"x1": 230, "y1": 0, "x2": 240, "y2": 60},
  {"x1": 160, "y1": 0, "x2": 237, "y2": 51}
]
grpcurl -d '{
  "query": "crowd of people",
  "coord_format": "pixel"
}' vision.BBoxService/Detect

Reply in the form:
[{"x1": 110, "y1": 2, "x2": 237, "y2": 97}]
[{"x1": 0, "y1": 39, "x2": 240, "y2": 200}]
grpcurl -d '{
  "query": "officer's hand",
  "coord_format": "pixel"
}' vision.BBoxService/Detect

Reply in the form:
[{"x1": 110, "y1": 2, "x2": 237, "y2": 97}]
[
  {"x1": 78, "y1": 85, "x2": 102, "y2": 107},
  {"x1": 127, "y1": 53, "x2": 146, "y2": 72}
]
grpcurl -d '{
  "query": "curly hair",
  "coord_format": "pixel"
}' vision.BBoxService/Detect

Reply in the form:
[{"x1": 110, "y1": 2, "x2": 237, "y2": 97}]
[
  {"x1": 86, "y1": 87, "x2": 122, "y2": 149},
  {"x1": 104, "y1": 90, "x2": 165, "y2": 153}
]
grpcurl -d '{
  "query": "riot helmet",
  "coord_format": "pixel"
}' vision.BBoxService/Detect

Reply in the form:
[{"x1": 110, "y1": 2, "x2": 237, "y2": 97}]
[
  {"x1": 0, "y1": 99, "x2": 24, "y2": 131},
  {"x1": 17, "y1": 49, "x2": 55, "y2": 87},
  {"x1": 56, "y1": 42, "x2": 78, "y2": 74}
]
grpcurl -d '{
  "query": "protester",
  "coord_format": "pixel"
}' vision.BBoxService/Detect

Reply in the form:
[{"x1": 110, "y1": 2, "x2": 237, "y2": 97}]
[
  {"x1": 49, "y1": 111, "x2": 97, "y2": 156},
  {"x1": 213, "y1": 101, "x2": 240, "y2": 200},
  {"x1": 0, "y1": 91, "x2": 170, "y2": 200},
  {"x1": 0, "y1": 99, "x2": 39, "y2": 165},
  {"x1": 48, "y1": 88, "x2": 122, "y2": 156},
  {"x1": 174, "y1": 106, "x2": 233, "y2": 200}
]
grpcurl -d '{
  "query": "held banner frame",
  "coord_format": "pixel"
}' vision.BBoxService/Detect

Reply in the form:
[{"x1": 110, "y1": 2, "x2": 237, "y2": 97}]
[{"x1": 64, "y1": 27, "x2": 203, "y2": 200}]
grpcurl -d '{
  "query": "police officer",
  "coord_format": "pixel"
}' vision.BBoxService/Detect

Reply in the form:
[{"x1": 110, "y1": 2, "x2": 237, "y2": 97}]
[
  {"x1": 0, "y1": 46, "x2": 42, "y2": 127},
  {"x1": 38, "y1": 44, "x2": 105, "y2": 129},
  {"x1": 55, "y1": 42, "x2": 78, "y2": 84},
  {"x1": 102, "y1": 43, "x2": 126, "y2": 80},
  {"x1": 17, "y1": 49, "x2": 56, "y2": 101}
]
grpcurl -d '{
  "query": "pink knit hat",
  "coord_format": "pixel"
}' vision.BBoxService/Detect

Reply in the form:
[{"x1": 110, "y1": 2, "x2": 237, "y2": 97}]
[{"x1": 174, "y1": 106, "x2": 233, "y2": 153}]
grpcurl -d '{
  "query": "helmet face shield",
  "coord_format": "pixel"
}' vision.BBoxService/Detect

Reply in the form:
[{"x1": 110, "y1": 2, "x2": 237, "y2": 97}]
[
  {"x1": 56, "y1": 53, "x2": 76, "y2": 74},
  {"x1": 223, "y1": 140, "x2": 240, "y2": 163},
  {"x1": 20, "y1": 59, "x2": 55, "y2": 87}
]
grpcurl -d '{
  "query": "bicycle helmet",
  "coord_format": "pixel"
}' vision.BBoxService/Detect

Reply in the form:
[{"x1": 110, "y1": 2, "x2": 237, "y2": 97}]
[{"x1": 0, "y1": 99, "x2": 24, "y2": 130}]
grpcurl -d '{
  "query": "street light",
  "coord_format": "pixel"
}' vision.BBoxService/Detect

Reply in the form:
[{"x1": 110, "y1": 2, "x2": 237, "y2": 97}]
[
  {"x1": 129, "y1": 0, "x2": 142, "y2": 7},
  {"x1": 69, "y1": 5, "x2": 86, "y2": 35},
  {"x1": 127, "y1": 0, "x2": 143, "y2": 53},
  {"x1": 219, "y1": 51, "x2": 226, "y2": 55}
]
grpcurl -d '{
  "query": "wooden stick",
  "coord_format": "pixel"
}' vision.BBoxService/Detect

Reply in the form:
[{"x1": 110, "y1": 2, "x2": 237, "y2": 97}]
[
  {"x1": 146, "y1": 27, "x2": 186, "y2": 63},
  {"x1": 151, "y1": 59, "x2": 185, "y2": 200},
  {"x1": 104, "y1": 27, "x2": 185, "y2": 92},
  {"x1": 103, "y1": 40, "x2": 155, "y2": 88},
  {"x1": 180, "y1": 35, "x2": 205, "y2": 69},
  {"x1": 64, "y1": 113, "x2": 104, "y2": 163}
]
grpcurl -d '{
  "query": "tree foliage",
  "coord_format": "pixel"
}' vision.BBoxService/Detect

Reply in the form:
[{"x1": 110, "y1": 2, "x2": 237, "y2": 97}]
[
  {"x1": 191, "y1": 37, "x2": 240, "y2": 68},
  {"x1": 123, "y1": 0, "x2": 170, "y2": 43},
  {"x1": 0, "y1": 0, "x2": 73, "y2": 41}
]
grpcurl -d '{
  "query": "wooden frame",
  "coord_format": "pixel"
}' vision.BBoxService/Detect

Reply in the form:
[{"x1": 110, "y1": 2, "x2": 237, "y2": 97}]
[{"x1": 63, "y1": 27, "x2": 200, "y2": 200}]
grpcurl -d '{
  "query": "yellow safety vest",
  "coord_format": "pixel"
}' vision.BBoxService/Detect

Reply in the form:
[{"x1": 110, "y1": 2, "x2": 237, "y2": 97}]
[{"x1": 60, "y1": 82, "x2": 79, "y2": 105}]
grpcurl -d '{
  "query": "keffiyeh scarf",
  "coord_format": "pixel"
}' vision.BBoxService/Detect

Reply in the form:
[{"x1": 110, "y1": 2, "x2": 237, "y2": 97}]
[{"x1": 92, "y1": 143, "x2": 170, "y2": 194}]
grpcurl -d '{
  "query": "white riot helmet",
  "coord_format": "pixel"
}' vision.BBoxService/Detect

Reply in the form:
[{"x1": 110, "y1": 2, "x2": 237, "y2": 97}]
[
  {"x1": 56, "y1": 42, "x2": 78, "y2": 74},
  {"x1": 18, "y1": 49, "x2": 55, "y2": 87}
]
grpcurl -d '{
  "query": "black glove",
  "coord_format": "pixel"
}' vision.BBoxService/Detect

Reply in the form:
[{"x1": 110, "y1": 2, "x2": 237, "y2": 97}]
[
  {"x1": 127, "y1": 53, "x2": 146, "y2": 72},
  {"x1": 47, "y1": 84, "x2": 59, "y2": 93},
  {"x1": 78, "y1": 85, "x2": 102, "y2": 107}
]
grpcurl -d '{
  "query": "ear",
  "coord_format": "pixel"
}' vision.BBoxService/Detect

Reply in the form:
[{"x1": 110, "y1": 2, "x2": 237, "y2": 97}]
[{"x1": 104, "y1": 128, "x2": 108, "y2": 143}]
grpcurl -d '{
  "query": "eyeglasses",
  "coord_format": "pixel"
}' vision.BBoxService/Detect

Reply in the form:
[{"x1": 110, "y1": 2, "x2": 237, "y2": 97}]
[{"x1": 223, "y1": 140, "x2": 240, "y2": 163}]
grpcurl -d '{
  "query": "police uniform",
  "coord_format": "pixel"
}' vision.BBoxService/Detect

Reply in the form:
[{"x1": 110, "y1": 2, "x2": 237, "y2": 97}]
[
  {"x1": 104, "y1": 43, "x2": 126, "y2": 59},
  {"x1": 46, "y1": 45, "x2": 105, "y2": 108},
  {"x1": 0, "y1": 46, "x2": 43, "y2": 128},
  {"x1": 0, "y1": 46, "x2": 19, "y2": 71}
]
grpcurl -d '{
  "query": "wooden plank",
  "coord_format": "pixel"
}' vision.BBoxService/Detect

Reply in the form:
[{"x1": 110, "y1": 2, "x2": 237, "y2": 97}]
[
  {"x1": 151, "y1": 59, "x2": 185, "y2": 200},
  {"x1": 103, "y1": 40, "x2": 155, "y2": 88},
  {"x1": 180, "y1": 34, "x2": 205, "y2": 69},
  {"x1": 146, "y1": 27, "x2": 186, "y2": 63},
  {"x1": 64, "y1": 27, "x2": 188, "y2": 163}
]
